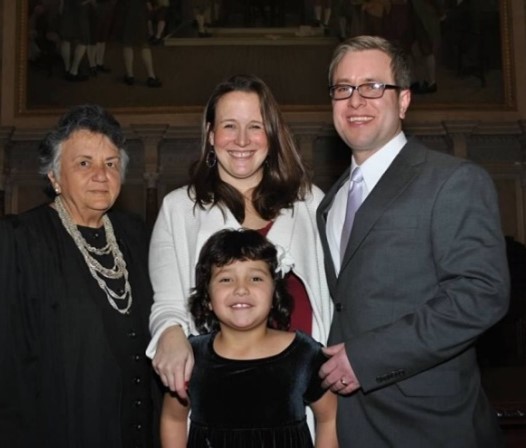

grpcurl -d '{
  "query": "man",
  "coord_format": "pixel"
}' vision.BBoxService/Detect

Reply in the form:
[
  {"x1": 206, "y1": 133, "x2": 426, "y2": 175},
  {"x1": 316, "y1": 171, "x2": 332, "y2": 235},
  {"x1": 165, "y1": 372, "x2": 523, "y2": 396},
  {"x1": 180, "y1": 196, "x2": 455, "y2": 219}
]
[{"x1": 317, "y1": 35, "x2": 509, "y2": 447}]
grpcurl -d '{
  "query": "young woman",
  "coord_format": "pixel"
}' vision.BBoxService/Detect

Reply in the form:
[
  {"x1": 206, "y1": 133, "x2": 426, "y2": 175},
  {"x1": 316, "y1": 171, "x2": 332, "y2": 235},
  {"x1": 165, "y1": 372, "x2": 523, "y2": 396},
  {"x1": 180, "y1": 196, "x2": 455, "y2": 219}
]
[{"x1": 147, "y1": 75, "x2": 333, "y2": 417}]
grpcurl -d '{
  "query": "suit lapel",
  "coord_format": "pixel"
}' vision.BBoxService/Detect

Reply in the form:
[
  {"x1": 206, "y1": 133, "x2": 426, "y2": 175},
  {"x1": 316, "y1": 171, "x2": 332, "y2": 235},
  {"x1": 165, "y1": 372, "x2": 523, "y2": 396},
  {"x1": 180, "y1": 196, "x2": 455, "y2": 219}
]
[
  {"x1": 317, "y1": 167, "x2": 351, "y2": 292},
  {"x1": 340, "y1": 141, "x2": 426, "y2": 270}
]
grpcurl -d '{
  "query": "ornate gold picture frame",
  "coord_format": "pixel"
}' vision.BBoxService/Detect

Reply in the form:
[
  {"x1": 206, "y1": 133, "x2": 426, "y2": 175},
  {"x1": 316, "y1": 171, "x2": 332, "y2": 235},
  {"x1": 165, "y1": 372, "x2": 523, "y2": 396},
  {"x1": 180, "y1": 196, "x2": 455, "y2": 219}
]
[{"x1": 7, "y1": 0, "x2": 517, "y2": 119}]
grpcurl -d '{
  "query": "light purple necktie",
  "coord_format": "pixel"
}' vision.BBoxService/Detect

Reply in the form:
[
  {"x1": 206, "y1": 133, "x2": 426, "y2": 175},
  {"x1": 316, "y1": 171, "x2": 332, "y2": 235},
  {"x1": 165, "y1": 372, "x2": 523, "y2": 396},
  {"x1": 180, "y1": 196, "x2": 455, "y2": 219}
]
[{"x1": 340, "y1": 167, "x2": 364, "y2": 261}]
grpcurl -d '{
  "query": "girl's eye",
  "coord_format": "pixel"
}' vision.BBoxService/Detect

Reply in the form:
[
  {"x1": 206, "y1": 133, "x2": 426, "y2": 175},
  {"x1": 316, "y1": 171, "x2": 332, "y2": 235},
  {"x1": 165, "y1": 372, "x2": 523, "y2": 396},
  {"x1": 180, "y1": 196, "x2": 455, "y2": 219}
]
[
  {"x1": 251, "y1": 276, "x2": 263, "y2": 282},
  {"x1": 218, "y1": 277, "x2": 231, "y2": 283}
]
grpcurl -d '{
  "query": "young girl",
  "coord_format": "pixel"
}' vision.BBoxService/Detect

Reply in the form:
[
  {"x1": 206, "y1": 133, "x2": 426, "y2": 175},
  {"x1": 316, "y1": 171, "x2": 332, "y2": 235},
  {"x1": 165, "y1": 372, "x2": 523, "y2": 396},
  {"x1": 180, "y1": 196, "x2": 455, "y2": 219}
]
[{"x1": 161, "y1": 229, "x2": 338, "y2": 448}]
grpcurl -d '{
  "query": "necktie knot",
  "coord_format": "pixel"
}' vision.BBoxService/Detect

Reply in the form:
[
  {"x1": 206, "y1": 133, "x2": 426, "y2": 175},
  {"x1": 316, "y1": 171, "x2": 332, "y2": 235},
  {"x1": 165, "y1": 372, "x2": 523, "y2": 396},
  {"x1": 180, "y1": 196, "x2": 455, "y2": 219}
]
[{"x1": 351, "y1": 168, "x2": 363, "y2": 184}]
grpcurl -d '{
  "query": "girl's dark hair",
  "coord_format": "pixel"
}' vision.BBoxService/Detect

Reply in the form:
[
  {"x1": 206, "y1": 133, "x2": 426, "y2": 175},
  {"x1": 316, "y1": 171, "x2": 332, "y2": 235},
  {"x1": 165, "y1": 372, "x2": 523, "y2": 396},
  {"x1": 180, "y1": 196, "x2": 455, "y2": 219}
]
[
  {"x1": 188, "y1": 74, "x2": 311, "y2": 222},
  {"x1": 189, "y1": 228, "x2": 292, "y2": 333},
  {"x1": 38, "y1": 104, "x2": 128, "y2": 197}
]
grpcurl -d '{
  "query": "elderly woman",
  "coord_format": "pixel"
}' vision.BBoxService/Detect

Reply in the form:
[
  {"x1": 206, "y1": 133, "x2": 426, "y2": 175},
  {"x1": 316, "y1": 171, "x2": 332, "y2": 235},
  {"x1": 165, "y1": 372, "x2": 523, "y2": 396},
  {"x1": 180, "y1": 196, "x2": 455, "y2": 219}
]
[{"x1": 8, "y1": 104, "x2": 160, "y2": 448}]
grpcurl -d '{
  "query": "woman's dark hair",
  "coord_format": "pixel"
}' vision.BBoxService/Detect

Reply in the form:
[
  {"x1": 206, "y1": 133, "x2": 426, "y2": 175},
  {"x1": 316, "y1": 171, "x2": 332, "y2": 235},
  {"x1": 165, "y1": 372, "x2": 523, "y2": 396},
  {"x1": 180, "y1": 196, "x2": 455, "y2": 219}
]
[
  {"x1": 188, "y1": 74, "x2": 311, "y2": 222},
  {"x1": 38, "y1": 104, "x2": 128, "y2": 197},
  {"x1": 189, "y1": 228, "x2": 292, "y2": 333}
]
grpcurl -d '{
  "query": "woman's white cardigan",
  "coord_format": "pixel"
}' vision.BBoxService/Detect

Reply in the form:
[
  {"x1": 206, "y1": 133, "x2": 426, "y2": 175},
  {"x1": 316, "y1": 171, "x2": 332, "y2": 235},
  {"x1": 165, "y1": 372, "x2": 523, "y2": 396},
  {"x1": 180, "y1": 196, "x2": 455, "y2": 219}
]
[{"x1": 146, "y1": 185, "x2": 333, "y2": 357}]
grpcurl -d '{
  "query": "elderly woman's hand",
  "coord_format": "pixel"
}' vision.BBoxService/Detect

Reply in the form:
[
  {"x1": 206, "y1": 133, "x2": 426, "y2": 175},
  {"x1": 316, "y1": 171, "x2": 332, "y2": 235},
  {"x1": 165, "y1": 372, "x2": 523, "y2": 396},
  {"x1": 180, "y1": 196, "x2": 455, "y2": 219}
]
[{"x1": 153, "y1": 325, "x2": 194, "y2": 400}]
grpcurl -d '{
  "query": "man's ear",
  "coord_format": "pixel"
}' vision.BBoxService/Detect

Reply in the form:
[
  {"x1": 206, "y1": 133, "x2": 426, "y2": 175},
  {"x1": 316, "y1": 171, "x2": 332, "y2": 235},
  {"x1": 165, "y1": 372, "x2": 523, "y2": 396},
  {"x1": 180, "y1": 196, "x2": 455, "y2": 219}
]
[{"x1": 398, "y1": 89, "x2": 411, "y2": 119}]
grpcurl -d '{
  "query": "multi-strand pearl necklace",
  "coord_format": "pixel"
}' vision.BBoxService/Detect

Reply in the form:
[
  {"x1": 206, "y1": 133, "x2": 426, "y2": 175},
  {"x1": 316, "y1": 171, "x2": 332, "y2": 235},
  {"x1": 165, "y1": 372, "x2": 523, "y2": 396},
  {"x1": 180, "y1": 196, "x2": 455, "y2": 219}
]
[{"x1": 54, "y1": 195, "x2": 133, "y2": 314}]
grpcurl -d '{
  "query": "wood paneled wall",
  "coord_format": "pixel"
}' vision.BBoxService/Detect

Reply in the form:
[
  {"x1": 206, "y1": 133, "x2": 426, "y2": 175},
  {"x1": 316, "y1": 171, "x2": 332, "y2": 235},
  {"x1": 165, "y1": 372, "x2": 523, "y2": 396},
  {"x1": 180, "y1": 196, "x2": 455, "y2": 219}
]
[{"x1": 2, "y1": 122, "x2": 525, "y2": 243}]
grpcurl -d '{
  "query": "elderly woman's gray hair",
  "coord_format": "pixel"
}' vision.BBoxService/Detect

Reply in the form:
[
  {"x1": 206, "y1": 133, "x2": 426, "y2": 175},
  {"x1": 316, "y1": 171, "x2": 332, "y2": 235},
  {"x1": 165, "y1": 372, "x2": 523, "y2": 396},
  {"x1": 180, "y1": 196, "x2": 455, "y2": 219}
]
[{"x1": 39, "y1": 104, "x2": 129, "y2": 194}]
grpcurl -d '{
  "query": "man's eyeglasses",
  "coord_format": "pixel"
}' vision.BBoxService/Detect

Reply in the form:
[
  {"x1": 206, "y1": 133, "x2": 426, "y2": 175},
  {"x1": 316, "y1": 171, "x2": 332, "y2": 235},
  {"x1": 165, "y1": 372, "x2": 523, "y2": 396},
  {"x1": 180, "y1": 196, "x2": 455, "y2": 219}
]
[{"x1": 329, "y1": 82, "x2": 400, "y2": 100}]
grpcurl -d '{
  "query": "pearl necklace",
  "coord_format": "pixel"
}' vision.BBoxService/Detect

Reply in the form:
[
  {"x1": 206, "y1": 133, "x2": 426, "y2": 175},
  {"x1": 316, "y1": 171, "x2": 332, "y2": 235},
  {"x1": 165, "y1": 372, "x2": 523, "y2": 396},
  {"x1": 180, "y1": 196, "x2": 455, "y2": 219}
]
[{"x1": 54, "y1": 196, "x2": 133, "y2": 314}]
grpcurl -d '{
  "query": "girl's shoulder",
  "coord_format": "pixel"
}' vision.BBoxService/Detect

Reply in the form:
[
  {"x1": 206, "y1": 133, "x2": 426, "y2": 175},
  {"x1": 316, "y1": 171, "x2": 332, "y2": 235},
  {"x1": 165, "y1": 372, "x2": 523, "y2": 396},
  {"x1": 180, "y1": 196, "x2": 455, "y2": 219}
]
[
  {"x1": 268, "y1": 330, "x2": 324, "y2": 362},
  {"x1": 293, "y1": 330, "x2": 324, "y2": 352},
  {"x1": 188, "y1": 333, "x2": 215, "y2": 360},
  {"x1": 291, "y1": 332, "x2": 327, "y2": 373},
  {"x1": 266, "y1": 329, "x2": 296, "y2": 354},
  {"x1": 188, "y1": 332, "x2": 213, "y2": 346}
]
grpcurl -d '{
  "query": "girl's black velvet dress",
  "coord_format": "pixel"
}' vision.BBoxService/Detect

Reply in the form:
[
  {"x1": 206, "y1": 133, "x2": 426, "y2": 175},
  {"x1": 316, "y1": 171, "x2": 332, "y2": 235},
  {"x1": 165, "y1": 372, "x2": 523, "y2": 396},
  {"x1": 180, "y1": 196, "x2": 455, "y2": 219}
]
[
  {"x1": 187, "y1": 331, "x2": 327, "y2": 448},
  {"x1": 8, "y1": 205, "x2": 161, "y2": 448}
]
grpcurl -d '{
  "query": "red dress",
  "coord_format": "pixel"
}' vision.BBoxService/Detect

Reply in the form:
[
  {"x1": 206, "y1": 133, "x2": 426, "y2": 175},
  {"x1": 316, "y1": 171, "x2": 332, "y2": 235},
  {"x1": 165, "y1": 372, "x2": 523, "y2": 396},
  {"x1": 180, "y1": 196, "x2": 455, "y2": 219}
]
[{"x1": 258, "y1": 222, "x2": 313, "y2": 334}]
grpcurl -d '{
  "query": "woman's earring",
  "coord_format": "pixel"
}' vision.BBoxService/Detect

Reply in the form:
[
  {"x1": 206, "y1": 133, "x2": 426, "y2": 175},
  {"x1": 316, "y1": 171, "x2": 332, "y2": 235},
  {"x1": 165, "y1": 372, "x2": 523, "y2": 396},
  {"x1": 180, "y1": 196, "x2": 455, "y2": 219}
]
[
  {"x1": 205, "y1": 149, "x2": 217, "y2": 168},
  {"x1": 54, "y1": 185, "x2": 61, "y2": 195}
]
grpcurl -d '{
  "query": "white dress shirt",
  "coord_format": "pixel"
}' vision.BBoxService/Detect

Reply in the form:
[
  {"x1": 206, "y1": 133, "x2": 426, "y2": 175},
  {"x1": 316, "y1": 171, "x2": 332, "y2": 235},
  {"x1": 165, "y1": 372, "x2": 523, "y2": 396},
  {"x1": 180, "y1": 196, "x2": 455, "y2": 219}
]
[{"x1": 327, "y1": 132, "x2": 407, "y2": 274}]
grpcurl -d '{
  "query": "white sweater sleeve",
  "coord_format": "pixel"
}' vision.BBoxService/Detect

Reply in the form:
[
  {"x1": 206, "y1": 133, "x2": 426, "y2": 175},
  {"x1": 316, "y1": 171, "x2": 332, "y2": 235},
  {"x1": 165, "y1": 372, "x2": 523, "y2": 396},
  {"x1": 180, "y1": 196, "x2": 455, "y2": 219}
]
[{"x1": 146, "y1": 190, "x2": 196, "y2": 358}]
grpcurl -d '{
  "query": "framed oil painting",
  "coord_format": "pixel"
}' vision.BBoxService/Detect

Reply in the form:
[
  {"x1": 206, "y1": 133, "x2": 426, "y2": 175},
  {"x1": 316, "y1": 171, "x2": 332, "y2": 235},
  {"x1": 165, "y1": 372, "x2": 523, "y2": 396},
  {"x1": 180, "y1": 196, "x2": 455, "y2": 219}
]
[{"x1": 12, "y1": 0, "x2": 517, "y2": 116}]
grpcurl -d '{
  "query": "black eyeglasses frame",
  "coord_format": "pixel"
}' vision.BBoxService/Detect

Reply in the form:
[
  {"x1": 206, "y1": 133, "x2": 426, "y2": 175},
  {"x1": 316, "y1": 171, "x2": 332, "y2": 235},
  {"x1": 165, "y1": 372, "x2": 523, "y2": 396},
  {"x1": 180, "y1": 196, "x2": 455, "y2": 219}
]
[{"x1": 328, "y1": 82, "x2": 401, "y2": 100}]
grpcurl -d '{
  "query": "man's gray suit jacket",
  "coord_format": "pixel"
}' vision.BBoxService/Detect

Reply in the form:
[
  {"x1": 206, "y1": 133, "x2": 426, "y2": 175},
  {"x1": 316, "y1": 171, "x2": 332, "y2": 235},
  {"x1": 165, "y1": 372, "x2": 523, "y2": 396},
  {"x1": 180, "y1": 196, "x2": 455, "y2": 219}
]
[{"x1": 317, "y1": 138, "x2": 510, "y2": 447}]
